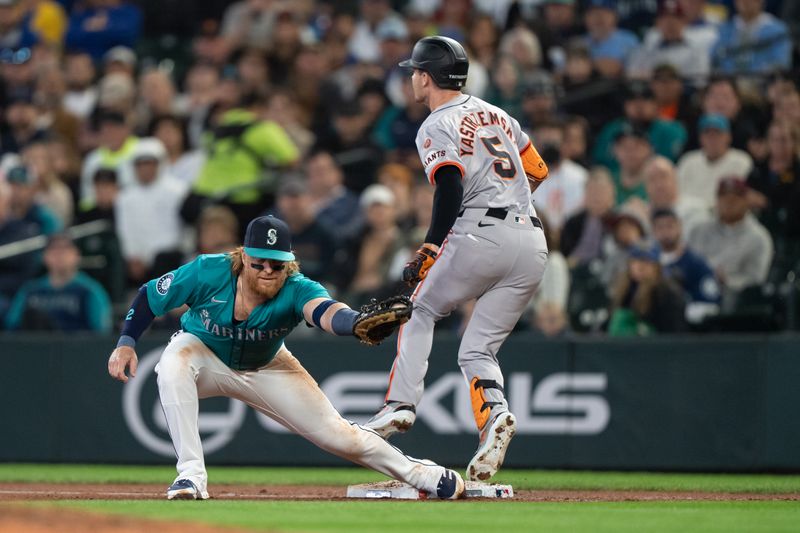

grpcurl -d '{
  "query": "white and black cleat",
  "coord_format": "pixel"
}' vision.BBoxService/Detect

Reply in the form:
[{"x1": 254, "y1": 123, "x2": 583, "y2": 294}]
[
  {"x1": 166, "y1": 479, "x2": 209, "y2": 500},
  {"x1": 467, "y1": 411, "x2": 517, "y2": 482},
  {"x1": 364, "y1": 401, "x2": 416, "y2": 439}
]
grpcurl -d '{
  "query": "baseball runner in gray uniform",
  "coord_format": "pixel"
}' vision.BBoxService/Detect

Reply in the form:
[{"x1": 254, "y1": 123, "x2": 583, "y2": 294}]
[{"x1": 365, "y1": 36, "x2": 550, "y2": 482}]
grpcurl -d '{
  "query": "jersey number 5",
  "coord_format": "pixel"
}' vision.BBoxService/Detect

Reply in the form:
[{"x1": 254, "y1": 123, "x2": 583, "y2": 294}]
[{"x1": 480, "y1": 136, "x2": 517, "y2": 179}]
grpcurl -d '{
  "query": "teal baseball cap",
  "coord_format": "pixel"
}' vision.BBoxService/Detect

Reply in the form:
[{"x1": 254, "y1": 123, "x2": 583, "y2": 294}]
[
  {"x1": 698, "y1": 114, "x2": 730, "y2": 132},
  {"x1": 243, "y1": 215, "x2": 295, "y2": 262}
]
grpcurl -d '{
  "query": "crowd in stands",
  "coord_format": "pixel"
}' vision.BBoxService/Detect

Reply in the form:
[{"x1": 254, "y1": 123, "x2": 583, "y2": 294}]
[{"x1": 0, "y1": 0, "x2": 798, "y2": 337}]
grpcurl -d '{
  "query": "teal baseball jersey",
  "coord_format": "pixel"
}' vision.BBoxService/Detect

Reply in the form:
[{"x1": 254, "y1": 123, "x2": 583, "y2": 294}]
[{"x1": 145, "y1": 254, "x2": 329, "y2": 370}]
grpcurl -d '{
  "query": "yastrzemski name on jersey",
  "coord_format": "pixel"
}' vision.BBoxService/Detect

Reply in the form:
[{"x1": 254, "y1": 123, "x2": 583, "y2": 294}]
[
  {"x1": 416, "y1": 94, "x2": 534, "y2": 216},
  {"x1": 457, "y1": 110, "x2": 516, "y2": 156}
]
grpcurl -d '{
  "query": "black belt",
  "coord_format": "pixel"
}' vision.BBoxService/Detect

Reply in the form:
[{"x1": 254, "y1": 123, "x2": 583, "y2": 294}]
[{"x1": 460, "y1": 207, "x2": 542, "y2": 229}]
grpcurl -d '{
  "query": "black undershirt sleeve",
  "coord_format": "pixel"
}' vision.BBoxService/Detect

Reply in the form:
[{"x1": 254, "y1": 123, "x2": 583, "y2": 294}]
[
  {"x1": 424, "y1": 164, "x2": 464, "y2": 246},
  {"x1": 116, "y1": 285, "x2": 156, "y2": 347}
]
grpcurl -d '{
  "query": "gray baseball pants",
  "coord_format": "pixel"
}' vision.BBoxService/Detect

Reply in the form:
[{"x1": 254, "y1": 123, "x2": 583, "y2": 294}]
[{"x1": 386, "y1": 207, "x2": 548, "y2": 410}]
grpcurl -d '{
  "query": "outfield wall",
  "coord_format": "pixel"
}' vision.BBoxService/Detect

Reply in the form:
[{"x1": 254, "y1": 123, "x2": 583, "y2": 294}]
[{"x1": 1, "y1": 333, "x2": 798, "y2": 471}]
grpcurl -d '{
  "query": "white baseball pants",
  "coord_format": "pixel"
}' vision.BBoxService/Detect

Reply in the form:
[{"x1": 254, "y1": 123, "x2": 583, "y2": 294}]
[{"x1": 156, "y1": 332, "x2": 447, "y2": 494}]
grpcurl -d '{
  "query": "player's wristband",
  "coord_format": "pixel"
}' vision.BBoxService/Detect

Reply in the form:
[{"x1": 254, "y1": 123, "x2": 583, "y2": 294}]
[{"x1": 331, "y1": 308, "x2": 359, "y2": 336}]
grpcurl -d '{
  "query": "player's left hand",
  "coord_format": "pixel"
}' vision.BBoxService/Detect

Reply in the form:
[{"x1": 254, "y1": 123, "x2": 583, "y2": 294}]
[
  {"x1": 353, "y1": 295, "x2": 413, "y2": 346},
  {"x1": 402, "y1": 244, "x2": 439, "y2": 287}
]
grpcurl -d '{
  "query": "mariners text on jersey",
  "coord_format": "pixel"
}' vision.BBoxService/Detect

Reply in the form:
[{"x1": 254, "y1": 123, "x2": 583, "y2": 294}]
[{"x1": 458, "y1": 111, "x2": 515, "y2": 156}]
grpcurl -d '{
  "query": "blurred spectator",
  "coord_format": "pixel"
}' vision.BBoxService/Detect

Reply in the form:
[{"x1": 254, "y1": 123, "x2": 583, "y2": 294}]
[
  {"x1": 185, "y1": 98, "x2": 299, "y2": 230},
  {"x1": 192, "y1": 18, "x2": 228, "y2": 66},
  {"x1": 232, "y1": 47, "x2": 270, "y2": 98},
  {"x1": 644, "y1": 155, "x2": 710, "y2": 238},
  {"x1": 103, "y1": 46, "x2": 136, "y2": 78},
  {"x1": 0, "y1": 0, "x2": 24, "y2": 49},
  {"x1": 340, "y1": 183, "x2": 406, "y2": 304},
  {"x1": 652, "y1": 207, "x2": 721, "y2": 325},
  {"x1": 485, "y1": 55, "x2": 525, "y2": 122},
  {"x1": 1, "y1": 86, "x2": 48, "y2": 156},
  {"x1": 677, "y1": 114, "x2": 753, "y2": 210},
  {"x1": 580, "y1": 0, "x2": 640, "y2": 79},
  {"x1": 559, "y1": 42, "x2": 620, "y2": 136},
  {"x1": 374, "y1": 75, "x2": 428, "y2": 167},
  {"x1": 273, "y1": 178, "x2": 337, "y2": 285},
  {"x1": 264, "y1": 89, "x2": 316, "y2": 158},
  {"x1": 627, "y1": 0, "x2": 711, "y2": 84},
  {"x1": 608, "y1": 243, "x2": 687, "y2": 335},
  {"x1": 46, "y1": 137, "x2": 81, "y2": 202},
  {"x1": 62, "y1": 52, "x2": 98, "y2": 120},
  {"x1": 561, "y1": 115, "x2": 592, "y2": 168},
  {"x1": 498, "y1": 26, "x2": 543, "y2": 77},
  {"x1": 746, "y1": 120, "x2": 800, "y2": 239},
  {"x1": 96, "y1": 72, "x2": 136, "y2": 114},
  {"x1": 520, "y1": 70, "x2": 562, "y2": 129},
  {"x1": 4, "y1": 233, "x2": 111, "y2": 332},
  {"x1": 79, "y1": 110, "x2": 139, "y2": 208},
  {"x1": 75, "y1": 168, "x2": 117, "y2": 225},
  {"x1": 677, "y1": 0, "x2": 723, "y2": 53},
  {"x1": 34, "y1": 63, "x2": 81, "y2": 156},
  {"x1": 0, "y1": 180, "x2": 39, "y2": 318},
  {"x1": 135, "y1": 69, "x2": 183, "y2": 133},
  {"x1": 376, "y1": 163, "x2": 415, "y2": 230},
  {"x1": 592, "y1": 80, "x2": 687, "y2": 172},
  {"x1": 615, "y1": 0, "x2": 661, "y2": 32},
  {"x1": 561, "y1": 167, "x2": 617, "y2": 267},
  {"x1": 649, "y1": 64, "x2": 694, "y2": 123},
  {"x1": 603, "y1": 204, "x2": 651, "y2": 287},
  {"x1": 21, "y1": 142, "x2": 73, "y2": 227},
  {"x1": 305, "y1": 151, "x2": 363, "y2": 239},
  {"x1": 531, "y1": 121, "x2": 588, "y2": 232},
  {"x1": 688, "y1": 176, "x2": 773, "y2": 292},
  {"x1": 694, "y1": 75, "x2": 768, "y2": 152},
  {"x1": 221, "y1": 0, "x2": 280, "y2": 55},
  {"x1": 529, "y1": 0, "x2": 583, "y2": 72},
  {"x1": 406, "y1": 179, "x2": 434, "y2": 246},
  {"x1": 711, "y1": 0, "x2": 791, "y2": 76},
  {"x1": 348, "y1": 0, "x2": 406, "y2": 64},
  {"x1": 375, "y1": 16, "x2": 413, "y2": 106},
  {"x1": 466, "y1": 13, "x2": 500, "y2": 71},
  {"x1": 64, "y1": 0, "x2": 143, "y2": 61},
  {"x1": 770, "y1": 85, "x2": 800, "y2": 130},
  {"x1": 181, "y1": 61, "x2": 220, "y2": 148},
  {"x1": 0, "y1": 45, "x2": 34, "y2": 93},
  {"x1": 195, "y1": 205, "x2": 239, "y2": 255},
  {"x1": 6, "y1": 165, "x2": 62, "y2": 236},
  {"x1": 314, "y1": 99, "x2": 383, "y2": 193},
  {"x1": 148, "y1": 115, "x2": 205, "y2": 186},
  {"x1": 610, "y1": 122, "x2": 654, "y2": 205},
  {"x1": 529, "y1": 213, "x2": 571, "y2": 337},
  {"x1": 115, "y1": 138, "x2": 187, "y2": 286},
  {"x1": 17, "y1": 0, "x2": 67, "y2": 49}
]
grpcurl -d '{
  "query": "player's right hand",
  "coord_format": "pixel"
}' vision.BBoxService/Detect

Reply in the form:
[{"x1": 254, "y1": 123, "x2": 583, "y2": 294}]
[
  {"x1": 402, "y1": 244, "x2": 439, "y2": 287},
  {"x1": 108, "y1": 346, "x2": 138, "y2": 383}
]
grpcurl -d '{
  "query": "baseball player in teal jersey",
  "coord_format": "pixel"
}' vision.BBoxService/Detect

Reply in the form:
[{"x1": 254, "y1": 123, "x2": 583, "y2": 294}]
[
  {"x1": 365, "y1": 36, "x2": 550, "y2": 482},
  {"x1": 107, "y1": 215, "x2": 464, "y2": 500}
]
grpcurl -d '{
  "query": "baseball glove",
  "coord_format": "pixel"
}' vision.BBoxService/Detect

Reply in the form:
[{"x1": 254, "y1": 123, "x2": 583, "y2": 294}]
[{"x1": 353, "y1": 295, "x2": 413, "y2": 346}]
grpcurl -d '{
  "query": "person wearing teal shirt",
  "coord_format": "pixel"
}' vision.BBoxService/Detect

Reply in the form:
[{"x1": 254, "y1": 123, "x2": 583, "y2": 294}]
[
  {"x1": 5, "y1": 233, "x2": 111, "y2": 332},
  {"x1": 107, "y1": 215, "x2": 464, "y2": 501}
]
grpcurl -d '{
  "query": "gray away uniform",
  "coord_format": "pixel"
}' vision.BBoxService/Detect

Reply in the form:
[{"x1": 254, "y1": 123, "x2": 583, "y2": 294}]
[{"x1": 386, "y1": 94, "x2": 549, "y2": 411}]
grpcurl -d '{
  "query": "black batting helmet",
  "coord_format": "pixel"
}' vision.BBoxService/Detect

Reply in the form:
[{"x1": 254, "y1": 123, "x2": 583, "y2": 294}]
[{"x1": 398, "y1": 36, "x2": 469, "y2": 90}]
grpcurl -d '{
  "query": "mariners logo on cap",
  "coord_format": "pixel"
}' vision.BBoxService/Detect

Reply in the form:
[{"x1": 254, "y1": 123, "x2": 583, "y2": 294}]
[{"x1": 267, "y1": 228, "x2": 278, "y2": 246}]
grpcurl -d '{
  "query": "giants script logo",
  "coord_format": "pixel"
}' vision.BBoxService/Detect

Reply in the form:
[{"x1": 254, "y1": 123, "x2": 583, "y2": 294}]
[{"x1": 123, "y1": 346, "x2": 610, "y2": 457}]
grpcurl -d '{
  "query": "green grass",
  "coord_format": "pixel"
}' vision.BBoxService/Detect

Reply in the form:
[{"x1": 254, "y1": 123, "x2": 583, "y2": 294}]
[
  {"x1": 2, "y1": 464, "x2": 800, "y2": 493},
  {"x1": 51, "y1": 500, "x2": 800, "y2": 533}
]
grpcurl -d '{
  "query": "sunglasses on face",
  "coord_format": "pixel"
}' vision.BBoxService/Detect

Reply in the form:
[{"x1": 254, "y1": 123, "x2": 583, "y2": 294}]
[{"x1": 250, "y1": 260, "x2": 286, "y2": 271}]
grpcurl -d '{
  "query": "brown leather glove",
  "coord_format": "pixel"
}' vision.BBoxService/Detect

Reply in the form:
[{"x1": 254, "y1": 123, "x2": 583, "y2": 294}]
[{"x1": 402, "y1": 245, "x2": 438, "y2": 287}]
